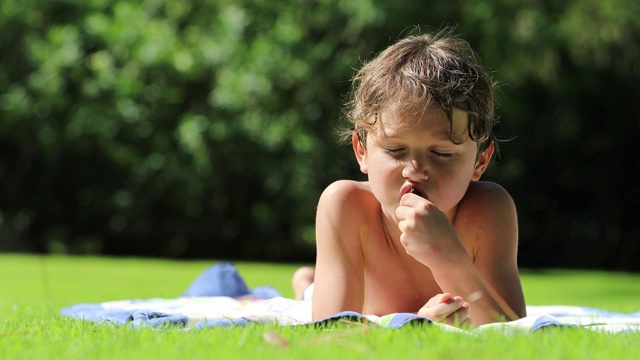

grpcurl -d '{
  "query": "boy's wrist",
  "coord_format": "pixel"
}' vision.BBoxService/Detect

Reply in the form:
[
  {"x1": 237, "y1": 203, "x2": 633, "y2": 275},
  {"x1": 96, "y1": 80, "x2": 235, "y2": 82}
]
[{"x1": 419, "y1": 243, "x2": 472, "y2": 273}]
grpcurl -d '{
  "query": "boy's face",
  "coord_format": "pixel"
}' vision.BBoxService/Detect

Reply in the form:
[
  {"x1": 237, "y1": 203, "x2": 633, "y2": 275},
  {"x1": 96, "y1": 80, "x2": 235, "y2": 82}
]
[{"x1": 353, "y1": 106, "x2": 493, "y2": 222}]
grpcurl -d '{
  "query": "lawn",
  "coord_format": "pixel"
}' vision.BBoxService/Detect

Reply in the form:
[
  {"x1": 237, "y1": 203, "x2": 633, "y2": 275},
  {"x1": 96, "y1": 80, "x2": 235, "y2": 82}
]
[{"x1": 1, "y1": 253, "x2": 639, "y2": 359}]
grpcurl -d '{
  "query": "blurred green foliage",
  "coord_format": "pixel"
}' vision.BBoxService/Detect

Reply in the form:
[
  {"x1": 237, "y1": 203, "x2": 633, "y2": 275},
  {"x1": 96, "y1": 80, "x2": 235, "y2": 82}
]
[{"x1": 1, "y1": 0, "x2": 638, "y2": 269}]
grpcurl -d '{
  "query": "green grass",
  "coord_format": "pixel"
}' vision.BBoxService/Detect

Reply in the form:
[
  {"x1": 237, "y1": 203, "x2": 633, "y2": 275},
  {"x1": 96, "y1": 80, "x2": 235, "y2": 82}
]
[{"x1": 1, "y1": 254, "x2": 639, "y2": 359}]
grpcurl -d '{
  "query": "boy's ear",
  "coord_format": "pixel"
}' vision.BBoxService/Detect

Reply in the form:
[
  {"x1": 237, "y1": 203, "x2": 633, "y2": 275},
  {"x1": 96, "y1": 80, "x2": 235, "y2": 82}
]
[
  {"x1": 472, "y1": 141, "x2": 495, "y2": 181},
  {"x1": 352, "y1": 132, "x2": 369, "y2": 174}
]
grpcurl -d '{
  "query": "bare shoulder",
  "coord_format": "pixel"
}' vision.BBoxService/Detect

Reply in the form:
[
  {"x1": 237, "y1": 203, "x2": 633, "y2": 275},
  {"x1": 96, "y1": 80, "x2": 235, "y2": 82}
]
[
  {"x1": 315, "y1": 180, "x2": 378, "y2": 253},
  {"x1": 321, "y1": 179, "x2": 371, "y2": 197},
  {"x1": 319, "y1": 180, "x2": 377, "y2": 213},
  {"x1": 458, "y1": 181, "x2": 516, "y2": 217},
  {"x1": 454, "y1": 181, "x2": 517, "y2": 251}
]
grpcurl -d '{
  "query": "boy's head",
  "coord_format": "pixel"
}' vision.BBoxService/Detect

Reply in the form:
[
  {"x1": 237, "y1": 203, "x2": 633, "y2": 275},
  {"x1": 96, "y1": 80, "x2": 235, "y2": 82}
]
[{"x1": 344, "y1": 31, "x2": 497, "y2": 154}]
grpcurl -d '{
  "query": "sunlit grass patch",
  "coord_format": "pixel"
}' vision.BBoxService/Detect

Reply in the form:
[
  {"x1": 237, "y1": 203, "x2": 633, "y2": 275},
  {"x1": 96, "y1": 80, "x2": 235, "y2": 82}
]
[{"x1": 0, "y1": 254, "x2": 639, "y2": 360}]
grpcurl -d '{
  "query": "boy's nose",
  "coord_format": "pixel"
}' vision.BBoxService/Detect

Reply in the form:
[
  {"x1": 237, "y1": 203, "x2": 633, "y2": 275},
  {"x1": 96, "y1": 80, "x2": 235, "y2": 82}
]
[{"x1": 401, "y1": 159, "x2": 428, "y2": 180}]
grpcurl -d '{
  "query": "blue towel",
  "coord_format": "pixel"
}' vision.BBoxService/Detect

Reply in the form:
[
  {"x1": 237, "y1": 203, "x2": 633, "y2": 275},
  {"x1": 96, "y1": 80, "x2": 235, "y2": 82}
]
[{"x1": 60, "y1": 263, "x2": 640, "y2": 333}]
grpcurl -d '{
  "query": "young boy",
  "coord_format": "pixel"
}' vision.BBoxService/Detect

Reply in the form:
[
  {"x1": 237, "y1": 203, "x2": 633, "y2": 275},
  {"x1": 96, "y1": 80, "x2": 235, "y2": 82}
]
[{"x1": 293, "y1": 31, "x2": 526, "y2": 326}]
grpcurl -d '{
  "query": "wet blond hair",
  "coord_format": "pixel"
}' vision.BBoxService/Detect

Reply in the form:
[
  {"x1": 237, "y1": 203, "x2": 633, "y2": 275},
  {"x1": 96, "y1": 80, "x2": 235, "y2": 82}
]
[{"x1": 343, "y1": 31, "x2": 497, "y2": 153}]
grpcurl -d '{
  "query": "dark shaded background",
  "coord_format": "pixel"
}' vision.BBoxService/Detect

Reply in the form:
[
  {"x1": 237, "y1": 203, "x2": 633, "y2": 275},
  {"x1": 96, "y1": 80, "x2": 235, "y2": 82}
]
[{"x1": 1, "y1": 0, "x2": 639, "y2": 270}]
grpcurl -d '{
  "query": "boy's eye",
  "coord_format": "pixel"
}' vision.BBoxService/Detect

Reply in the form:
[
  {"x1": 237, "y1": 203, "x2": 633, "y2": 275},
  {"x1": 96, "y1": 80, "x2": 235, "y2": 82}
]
[
  {"x1": 432, "y1": 151, "x2": 453, "y2": 159},
  {"x1": 383, "y1": 148, "x2": 406, "y2": 156}
]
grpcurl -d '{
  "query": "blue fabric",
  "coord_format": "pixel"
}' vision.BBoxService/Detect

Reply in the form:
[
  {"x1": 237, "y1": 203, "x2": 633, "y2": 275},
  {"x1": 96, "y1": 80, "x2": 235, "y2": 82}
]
[
  {"x1": 311, "y1": 311, "x2": 369, "y2": 327},
  {"x1": 128, "y1": 311, "x2": 188, "y2": 327},
  {"x1": 181, "y1": 262, "x2": 280, "y2": 299},
  {"x1": 385, "y1": 313, "x2": 430, "y2": 329},
  {"x1": 194, "y1": 318, "x2": 257, "y2": 329},
  {"x1": 61, "y1": 262, "x2": 282, "y2": 327},
  {"x1": 59, "y1": 262, "x2": 640, "y2": 333},
  {"x1": 529, "y1": 315, "x2": 569, "y2": 331},
  {"x1": 310, "y1": 311, "x2": 429, "y2": 329},
  {"x1": 59, "y1": 304, "x2": 132, "y2": 325}
]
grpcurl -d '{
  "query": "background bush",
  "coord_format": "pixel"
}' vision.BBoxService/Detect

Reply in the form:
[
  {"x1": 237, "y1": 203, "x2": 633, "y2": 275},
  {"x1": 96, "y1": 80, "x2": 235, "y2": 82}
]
[{"x1": 1, "y1": 0, "x2": 638, "y2": 270}]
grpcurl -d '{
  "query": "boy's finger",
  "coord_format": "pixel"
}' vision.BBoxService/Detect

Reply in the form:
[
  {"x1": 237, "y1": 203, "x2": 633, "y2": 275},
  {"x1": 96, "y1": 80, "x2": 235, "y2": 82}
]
[
  {"x1": 394, "y1": 205, "x2": 408, "y2": 220},
  {"x1": 428, "y1": 293, "x2": 453, "y2": 306},
  {"x1": 442, "y1": 306, "x2": 471, "y2": 327},
  {"x1": 430, "y1": 297, "x2": 465, "y2": 317},
  {"x1": 399, "y1": 193, "x2": 424, "y2": 207}
]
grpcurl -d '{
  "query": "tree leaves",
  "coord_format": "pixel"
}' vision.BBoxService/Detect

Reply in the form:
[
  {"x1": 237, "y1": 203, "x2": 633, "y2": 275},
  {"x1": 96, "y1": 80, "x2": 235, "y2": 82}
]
[{"x1": 1, "y1": 0, "x2": 638, "y2": 269}]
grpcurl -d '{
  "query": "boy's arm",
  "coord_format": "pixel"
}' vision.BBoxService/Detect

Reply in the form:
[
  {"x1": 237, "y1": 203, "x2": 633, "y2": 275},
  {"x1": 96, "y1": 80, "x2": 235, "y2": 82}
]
[
  {"x1": 460, "y1": 182, "x2": 526, "y2": 322},
  {"x1": 311, "y1": 180, "x2": 366, "y2": 321},
  {"x1": 397, "y1": 181, "x2": 526, "y2": 325}
]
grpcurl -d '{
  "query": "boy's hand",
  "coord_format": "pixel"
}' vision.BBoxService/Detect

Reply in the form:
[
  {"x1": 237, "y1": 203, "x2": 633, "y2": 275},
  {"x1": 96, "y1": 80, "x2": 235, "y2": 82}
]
[
  {"x1": 417, "y1": 293, "x2": 471, "y2": 327},
  {"x1": 395, "y1": 192, "x2": 466, "y2": 267}
]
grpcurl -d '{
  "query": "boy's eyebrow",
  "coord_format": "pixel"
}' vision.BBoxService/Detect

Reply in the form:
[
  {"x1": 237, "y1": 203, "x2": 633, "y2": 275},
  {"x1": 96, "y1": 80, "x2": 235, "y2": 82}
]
[{"x1": 379, "y1": 126, "x2": 455, "y2": 141}]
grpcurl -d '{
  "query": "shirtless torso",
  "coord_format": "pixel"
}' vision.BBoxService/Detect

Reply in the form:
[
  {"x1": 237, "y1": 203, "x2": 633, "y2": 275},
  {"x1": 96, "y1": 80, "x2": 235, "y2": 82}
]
[{"x1": 312, "y1": 179, "x2": 526, "y2": 324}]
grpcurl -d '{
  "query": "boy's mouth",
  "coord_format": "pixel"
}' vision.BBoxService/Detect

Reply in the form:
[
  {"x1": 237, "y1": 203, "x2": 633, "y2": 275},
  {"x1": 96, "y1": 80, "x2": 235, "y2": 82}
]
[{"x1": 400, "y1": 183, "x2": 428, "y2": 199}]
